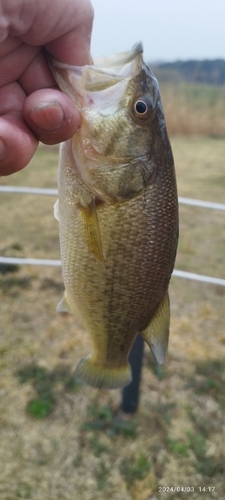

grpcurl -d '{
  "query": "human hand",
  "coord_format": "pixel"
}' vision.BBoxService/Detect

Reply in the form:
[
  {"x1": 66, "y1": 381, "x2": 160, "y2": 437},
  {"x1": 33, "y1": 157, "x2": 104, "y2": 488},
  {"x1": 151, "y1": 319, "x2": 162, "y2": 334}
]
[{"x1": 0, "y1": 0, "x2": 94, "y2": 175}]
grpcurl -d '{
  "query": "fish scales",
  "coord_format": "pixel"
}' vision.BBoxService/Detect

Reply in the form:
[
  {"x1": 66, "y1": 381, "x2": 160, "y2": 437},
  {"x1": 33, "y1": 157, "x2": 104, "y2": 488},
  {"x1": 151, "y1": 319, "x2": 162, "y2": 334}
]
[{"x1": 50, "y1": 42, "x2": 179, "y2": 389}]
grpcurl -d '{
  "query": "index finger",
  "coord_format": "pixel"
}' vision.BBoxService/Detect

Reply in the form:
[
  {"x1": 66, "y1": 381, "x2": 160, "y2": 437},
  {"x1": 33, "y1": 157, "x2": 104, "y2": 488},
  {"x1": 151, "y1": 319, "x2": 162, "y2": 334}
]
[{"x1": 19, "y1": 0, "x2": 94, "y2": 66}]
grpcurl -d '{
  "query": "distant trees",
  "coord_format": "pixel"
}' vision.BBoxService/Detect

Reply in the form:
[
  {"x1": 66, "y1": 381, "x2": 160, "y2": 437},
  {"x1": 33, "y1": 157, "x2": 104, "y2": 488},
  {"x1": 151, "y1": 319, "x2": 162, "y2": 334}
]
[{"x1": 152, "y1": 59, "x2": 225, "y2": 86}]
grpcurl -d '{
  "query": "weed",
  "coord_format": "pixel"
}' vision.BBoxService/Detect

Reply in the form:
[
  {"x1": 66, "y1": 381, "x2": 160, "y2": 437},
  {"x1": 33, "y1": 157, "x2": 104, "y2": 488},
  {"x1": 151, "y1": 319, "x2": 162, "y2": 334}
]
[
  {"x1": 120, "y1": 453, "x2": 151, "y2": 486},
  {"x1": 157, "y1": 402, "x2": 177, "y2": 426},
  {"x1": 195, "y1": 456, "x2": 225, "y2": 477},
  {"x1": 168, "y1": 439, "x2": 189, "y2": 457},
  {"x1": 15, "y1": 363, "x2": 81, "y2": 418},
  {"x1": 39, "y1": 277, "x2": 64, "y2": 293},
  {"x1": 16, "y1": 482, "x2": 33, "y2": 499},
  {"x1": 27, "y1": 399, "x2": 54, "y2": 419},
  {"x1": 109, "y1": 417, "x2": 137, "y2": 438},
  {"x1": 89, "y1": 435, "x2": 109, "y2": 457},
  {"x1": 186, "y1": 358, "x2": 225, "y2": 407},
  {"x1": 147, "y1": 357, "x2": 166, "y2": 380},
  {"x1": 81, "y1": 403, "x2": 137, "y2": 438},
  {"x1": 16, "y1": 365, "x2": 49, "y2": 385},
  {"x1": 96, "y1": 460, "x2": 110, "y2": 490},
  {"x1": 0, "y1": 263, "x2": 19, "y2": 274},
  {"x1": 196, "y1": 359, "x2": 223, "y2": 378},
  {"x1": 81, "y1": 403, "x2": 113, "y2": 431},
  {"x1": 86, "y1": 403, "x2": 113, "y2": 423},
  {"x1": 186, "y1": 431, "x2": 206, "y2": 460},
  {"x1": 187, "y1": 407, "x2": 215, "y2": 437},
  {"x1": 0, "y1": 276, "x2": 32, "y2": 294}
]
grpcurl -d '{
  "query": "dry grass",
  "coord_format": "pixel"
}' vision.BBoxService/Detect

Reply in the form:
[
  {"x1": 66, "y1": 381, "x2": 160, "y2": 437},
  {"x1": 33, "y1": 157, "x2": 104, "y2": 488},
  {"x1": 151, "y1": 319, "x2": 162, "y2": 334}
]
[
  {"x1": 0, "y1": 137, "x2": 225, "y2": 499},
  {"x1": 160, "y1": 83, "x2": 225, "y2": 137}
]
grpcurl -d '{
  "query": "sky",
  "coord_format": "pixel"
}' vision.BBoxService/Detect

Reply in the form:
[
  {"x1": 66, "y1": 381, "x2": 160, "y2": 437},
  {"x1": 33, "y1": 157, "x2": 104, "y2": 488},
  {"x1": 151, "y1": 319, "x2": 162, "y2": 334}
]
[{"x1": 91, "y1": 0, "x2": 225, "y2": 62}]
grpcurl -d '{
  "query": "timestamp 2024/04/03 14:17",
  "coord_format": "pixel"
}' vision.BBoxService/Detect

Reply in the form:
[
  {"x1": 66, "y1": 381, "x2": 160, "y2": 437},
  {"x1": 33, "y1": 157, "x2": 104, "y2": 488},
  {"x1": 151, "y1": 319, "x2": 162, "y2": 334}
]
[{"x1": 158, "y1": 486, "x2": 216, "y2": 493}]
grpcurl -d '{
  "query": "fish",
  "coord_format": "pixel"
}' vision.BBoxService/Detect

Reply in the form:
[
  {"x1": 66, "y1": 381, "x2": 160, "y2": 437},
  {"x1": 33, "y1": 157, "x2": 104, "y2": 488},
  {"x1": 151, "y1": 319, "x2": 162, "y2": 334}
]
[{"x1": 49, "y1": 42, "x2": 178, "y2": 389}]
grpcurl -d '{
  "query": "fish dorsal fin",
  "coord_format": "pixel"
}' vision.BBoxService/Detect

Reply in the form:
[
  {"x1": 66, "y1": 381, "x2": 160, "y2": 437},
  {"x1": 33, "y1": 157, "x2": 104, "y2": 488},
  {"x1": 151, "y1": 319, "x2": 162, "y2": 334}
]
[
  {"x1": 54, "y1": 199, "x2": 59, "y2": 222},
  {"x1": 80, "y1": 198, "x2": 104, "y2": 263},
  {"x1": 141, "y1": 291, "x2": 170, "y2": 364},
  {"x1": 56, "y1": 292, "x2": 73, "y2": 313}
]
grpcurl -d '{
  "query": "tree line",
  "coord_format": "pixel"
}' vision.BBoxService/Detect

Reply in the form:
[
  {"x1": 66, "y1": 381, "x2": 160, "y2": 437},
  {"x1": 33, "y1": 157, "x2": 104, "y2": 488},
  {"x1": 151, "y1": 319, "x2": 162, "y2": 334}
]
[{"x1": 152, "y1": 59, "x2": 225, "y2": 86}]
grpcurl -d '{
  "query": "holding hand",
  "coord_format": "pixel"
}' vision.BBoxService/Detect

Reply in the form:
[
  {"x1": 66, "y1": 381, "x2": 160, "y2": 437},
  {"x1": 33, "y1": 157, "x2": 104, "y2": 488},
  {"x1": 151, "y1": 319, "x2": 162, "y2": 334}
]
[{"x1": 0, "y1": 0, "x2": 94, "y2": 175}]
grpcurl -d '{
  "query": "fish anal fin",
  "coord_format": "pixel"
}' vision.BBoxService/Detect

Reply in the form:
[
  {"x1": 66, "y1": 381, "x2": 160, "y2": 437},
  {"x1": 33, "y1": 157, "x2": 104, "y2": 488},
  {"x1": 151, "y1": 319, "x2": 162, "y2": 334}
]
[
  {"x1": 141, "y1": 291, "x2": 170, "y2": 364},
  {"x1": 54, "y1": 199, "x2": 59, "y2": 222},
  {"x1": 80, "y1": 198, "x2": 104, "y2": 263},
  {"x1": 56, "y1": 292, "x2": 73, "y2": 314},
  {"x1": 74, "y1": 355, "x2": 132, "y2": 389}
]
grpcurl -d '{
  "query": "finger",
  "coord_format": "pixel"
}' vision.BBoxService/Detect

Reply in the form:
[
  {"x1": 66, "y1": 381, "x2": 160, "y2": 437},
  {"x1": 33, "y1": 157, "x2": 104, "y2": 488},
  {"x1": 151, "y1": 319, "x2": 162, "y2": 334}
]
[
  {"x1": 0, "y1": 113, "x2": 38, "y2": 175},
  {"x1": 23, "y1": 88, "x2": 80, "y2": 145},
  {"x1": 46, "y1": 15, "x2": 94, "y2": 66},
  {"x1": 18, "y1": 49, "x2": 56, "y2": 95},
  {"x1": 0, "y1": 81, "x2": 26, "y2": 115},
  {"x1": 0, "y1": 82, "x2": 37, "y2": 175},
  {"x1": 0, "y1": 42, "x2": 40, "y2": 87},
  {"x1": 0, "y1": 82, "x2": 38, "y2": 175},
  {"x1": 6, "y1": 0, "x2": 94, "y2": 66}
]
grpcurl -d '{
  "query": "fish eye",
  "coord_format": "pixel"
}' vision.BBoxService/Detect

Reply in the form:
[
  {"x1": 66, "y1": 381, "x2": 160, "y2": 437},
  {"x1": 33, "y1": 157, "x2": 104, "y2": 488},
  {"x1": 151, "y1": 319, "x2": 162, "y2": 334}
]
[{"x1": 132, "y1": 97, "x2": 152, "y2": 120}]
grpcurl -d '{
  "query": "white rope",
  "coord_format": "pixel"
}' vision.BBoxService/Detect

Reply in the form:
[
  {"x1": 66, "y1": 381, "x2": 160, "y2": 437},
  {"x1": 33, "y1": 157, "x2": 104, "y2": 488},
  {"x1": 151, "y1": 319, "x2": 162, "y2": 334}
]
[
  {"x1": 0, "y1": 256, "x2": 224, "y2": 286},
  {"x1": 178, "y1": 196, "x2": 225, "y2": 211},
  {"x1": 0, "y1": 185, "x2": 225, "y2": 211},
  {"x1": 0, "y1": 186, "x2": 58, "y2": 196},
  {"x1": 0, "y1": 257, "x2": 61, "y2": 267},
  {"x1": 1, "y1": 186, "x2": 224, "y2": 285},
  {"x1": 172, "y1": 269, "x2": 225, "y2": 287}
]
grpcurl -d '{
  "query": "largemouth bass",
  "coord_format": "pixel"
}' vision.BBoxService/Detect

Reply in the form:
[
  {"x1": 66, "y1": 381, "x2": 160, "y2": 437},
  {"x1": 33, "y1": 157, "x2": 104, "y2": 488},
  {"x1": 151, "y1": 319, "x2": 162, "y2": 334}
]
[{"x1": 50, "y1": 42, "x2": 178, "y2": 389}]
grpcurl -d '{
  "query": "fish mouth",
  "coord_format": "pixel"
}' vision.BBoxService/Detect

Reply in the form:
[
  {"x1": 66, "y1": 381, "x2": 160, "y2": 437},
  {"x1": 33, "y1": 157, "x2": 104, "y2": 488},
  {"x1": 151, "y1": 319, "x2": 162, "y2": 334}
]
[
  {"x1": 49, "y1": 42, "x2": 144, "y2": 97},
  {"x1": 93, "y1": 41, "x2": 143, "y2": 71},
  {"x1": 84, "y1": 41, "x2": 144, "y2": 90}
]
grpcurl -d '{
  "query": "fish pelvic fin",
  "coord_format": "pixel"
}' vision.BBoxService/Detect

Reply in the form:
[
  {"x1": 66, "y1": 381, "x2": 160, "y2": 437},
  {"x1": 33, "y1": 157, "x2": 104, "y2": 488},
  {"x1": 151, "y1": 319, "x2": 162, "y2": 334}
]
[
  {"x1": 141, "y1": 291, "x2": 170, "y2": 364},
  {"x1": 80, "y1": 198, "x2": 104, "y2": 263},
  {"x1": 54, "y1": 199, "x2": 59, "y2": 222},
  {"x1": 56, "y1": 291, "x2": 73, "y2": 313},
  {"x1": 74, "y1": 355, "x2": 132, "y2": 389}
]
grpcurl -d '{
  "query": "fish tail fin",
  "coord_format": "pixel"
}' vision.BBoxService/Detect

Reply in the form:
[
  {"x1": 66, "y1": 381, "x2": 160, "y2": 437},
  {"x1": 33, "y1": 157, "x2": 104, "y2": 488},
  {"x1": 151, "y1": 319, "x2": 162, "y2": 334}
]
[{"x1": 74, "y1": 355, "x2": 132, "y2": 389}]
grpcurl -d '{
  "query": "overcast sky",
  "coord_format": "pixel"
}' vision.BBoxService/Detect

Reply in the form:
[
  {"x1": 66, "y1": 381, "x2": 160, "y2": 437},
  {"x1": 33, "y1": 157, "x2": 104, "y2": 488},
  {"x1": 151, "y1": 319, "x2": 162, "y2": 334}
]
[{"x1": 91, "y1": 0, "x2": 224, "y2": 62}]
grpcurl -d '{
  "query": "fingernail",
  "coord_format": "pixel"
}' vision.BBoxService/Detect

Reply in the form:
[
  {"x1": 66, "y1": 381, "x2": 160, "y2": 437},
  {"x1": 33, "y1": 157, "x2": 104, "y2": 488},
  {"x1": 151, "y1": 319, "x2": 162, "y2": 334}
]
[
  {"x1": 0, "y1": 138, "x2": 8, "y2": 160},
  {"x1": 30, "y1": 101, "x2": 65, "y2": 131}
]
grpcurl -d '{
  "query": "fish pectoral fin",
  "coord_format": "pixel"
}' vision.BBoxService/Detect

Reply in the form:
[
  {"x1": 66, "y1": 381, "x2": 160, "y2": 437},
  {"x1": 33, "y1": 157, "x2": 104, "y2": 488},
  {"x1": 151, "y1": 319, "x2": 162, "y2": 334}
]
[
  {"x1": 141, "y1": 291, "x2": 170, "y2": 364},
  {"x1": 56, "y1": 292, "x2": 73, "y2": 313},
  {"x1": 54, "y1": 199, "x2": 59, "y2": 222},
  {"x1": 80, "y1": 198, "x2": 104, "y2": 263},
  {"x1": 74, "y1": 355, "x2": 132, "y2": 389}
]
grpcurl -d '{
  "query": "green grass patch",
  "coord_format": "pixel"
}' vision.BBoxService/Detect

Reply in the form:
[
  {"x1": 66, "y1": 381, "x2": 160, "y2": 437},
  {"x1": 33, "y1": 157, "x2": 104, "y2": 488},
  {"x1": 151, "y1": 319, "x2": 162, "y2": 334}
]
[
  {"x1": 16, "y1": 482, "x2": 33, "y2": 499},
  {"x1": 27, "y1": 399, "x2": 54, "y2": 419},
  {"x1": 168, "y1": 439, "x2": 189, "y2": 457},
  {"x1": 81, "y1": 402, "x2": 137, "y2": 438},
  {"x1": 0, "y1": 263, "x2": 19, "y2": 274},
  {"x1": 186, "y1": 358, "x2": 225, "y2": 407},
  {"x1": 186, "y1": 431, "x2": 206, "y2": 460},
  {"x1": 89, "y1": 435, "x2": 109, "y2": 457},
  {"x1": 120, "y1": 453, "x2": 151, "y2": 486},
  {"x1": 147, "y1": 356, "x2": 166, "y2": 380},
  {"x1": 195, "y1": 456, "x2": 225, "y2": 477},
  {"x1": 95, "y1": 460, "x2": 111, "y2": 490},
  {"x1": 15, "y1": 363, "x2": 82, "y2": 418}
]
